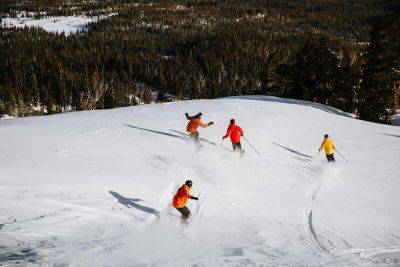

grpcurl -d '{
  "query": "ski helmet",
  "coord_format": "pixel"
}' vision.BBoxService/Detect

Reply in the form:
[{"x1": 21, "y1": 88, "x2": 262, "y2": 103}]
[
  {"x1": 196, "y1": 112, "x2": 202, "y2": 118},
  {"x1": 230, "y1": 119, "x2": 235, "y2": 124},
  {"x1": 185, "y1": 180, "x2": 193, "y2": 187},
  {"x1": 324, "y1": 134, "x2": 329, "y2": 138}
]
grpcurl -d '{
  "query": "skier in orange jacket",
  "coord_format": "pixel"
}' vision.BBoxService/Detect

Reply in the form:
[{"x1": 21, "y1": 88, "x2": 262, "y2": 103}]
[
  {"x1": 185, "y1": 112, "x2": 213, "y2": 142},
  {"x1": 319, "y1": 134, "x2": 336, "y2": 162},
  {"x1": 173, "y1": 180, "x2": 198, "y2": 220},
  {"x1": 223, "y1": 119, "x2": 244, "y2": 153}
]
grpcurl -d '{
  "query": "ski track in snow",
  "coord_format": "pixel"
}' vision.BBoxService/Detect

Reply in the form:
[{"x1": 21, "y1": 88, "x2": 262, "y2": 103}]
[
  {"x1": 304, "y1": 164, "x2": 400, "y2": 265},
  {"x1": 303, "y1": 169, "x2": 351, "y2": 265},
  {"x1": 75, "y1": 182, "x2": 179, "y2": 258},
  {"x1": 140, "y1": 180, "x2": 177, "y2": 229},
  {"x1": 0, "y1": 209, "x2": 67, "y2": 229}
]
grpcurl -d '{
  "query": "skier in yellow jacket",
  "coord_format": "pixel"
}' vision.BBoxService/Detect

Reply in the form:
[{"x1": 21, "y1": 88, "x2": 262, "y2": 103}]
[{"x1": 319, "y1": 134, "x2": 335, "y2": 162}]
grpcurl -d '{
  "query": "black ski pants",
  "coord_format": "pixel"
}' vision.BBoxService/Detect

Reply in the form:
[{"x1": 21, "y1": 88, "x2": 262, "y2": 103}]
[
  {"x1": 189, "y1": 131, "x2": 199, "y2": 142},
  {"x1": 326, "y1": 153, "x2": 335, "y2": 162},
  {"x1": 176, "y1": 206, "x2": 191, "y2": 219},
  {"x1": 232, "y1": 142, "x2": 243, "y2": 152}
]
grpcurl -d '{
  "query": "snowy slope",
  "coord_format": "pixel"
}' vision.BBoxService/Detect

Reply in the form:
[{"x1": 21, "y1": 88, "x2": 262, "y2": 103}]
[
  {"x1": 1, "y1": 14, "x2": 116, "y2": 35},
  {"x1": 0, "y1": 96, "x2": 399, "y2": 266}
]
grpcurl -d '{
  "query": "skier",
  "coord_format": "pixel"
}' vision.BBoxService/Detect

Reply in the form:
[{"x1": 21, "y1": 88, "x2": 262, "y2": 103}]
[
  {"x1": 185, "y1": 112, "x2": 214, "y2": 143},
  {"x1": 319, "y1": 134, "x2": 335, "y2": 162},
  {"x1": 222, "y1": 119, "x2": 244, "y2": 154},
  {"x1": 172, "y1": 180, "x2": 198, "y2": 220}
]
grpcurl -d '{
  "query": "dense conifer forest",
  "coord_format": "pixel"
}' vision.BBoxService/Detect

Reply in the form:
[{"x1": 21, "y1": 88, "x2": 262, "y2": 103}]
[{"x1": 0, "y1": 0, "x2": 399, "y2": 123}]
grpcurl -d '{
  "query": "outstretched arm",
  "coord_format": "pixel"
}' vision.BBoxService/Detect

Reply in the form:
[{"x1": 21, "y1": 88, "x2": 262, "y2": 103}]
[
  {"x1": 185, "y1": 189, "x2": 198, "y2": 200},
  {"x1": 185, "y1": 113, "x2": 194, "y2": 120},
  {"x1": 223, "y1": 127, "x2": 232, "y2": 139},
  {"x1": 238, "y1": 126, "x2": 244, "y2": 136},
  {"x1": 319, "y1": 140, "x2": 325, "y2": 151},
  {"x1": 199, "y1": 121, "x2": 209, "y2": 128}
]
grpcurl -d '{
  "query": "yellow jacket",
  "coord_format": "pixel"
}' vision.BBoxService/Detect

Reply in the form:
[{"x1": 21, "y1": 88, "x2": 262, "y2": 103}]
[{"x1": 320, "y1": 138, "x2": 335, "y2": 155}]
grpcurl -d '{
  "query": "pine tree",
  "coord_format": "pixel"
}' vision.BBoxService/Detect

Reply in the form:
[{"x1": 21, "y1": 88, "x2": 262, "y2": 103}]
[
  {"x1": 143, "y1": 88, "x2": 153, "y2": 104},
  {"x1": 16, "y1": 91, "x2": 26, "y2": 116},
  {"x1": 330, "y1": 49, "x2": 361, "y2": 113},
  {"x1": 0, "y1": 86, "x2": 5, "y2": 116},
  {"x1": 30, "y1": 74, "x2": 38, "y2": 104},
  {"x1": 44, "y1": 89, "x2": 55, "y2": 115},
  {"x1": 358, "y1": 10, "x2": 400, "y2": 123},
  {"x1": 288, "y1": 37, "x2": 340, "y2": 104},
  {"x1": 156, "y1": 91, "x2": 166, "y2": 103}
]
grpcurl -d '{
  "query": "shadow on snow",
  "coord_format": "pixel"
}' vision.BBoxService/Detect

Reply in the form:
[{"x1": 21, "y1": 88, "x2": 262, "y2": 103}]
[
  {"x1": 272, "y1": 142, "x2": 314, "y2": 159},
  {"x1": 124, "y1": 124, "x2": 189, "y2": 142},
  {"x1": 381, "y1": 132, "x2": 400, "y2": 138},
  {"x1": 109, "y1": 191, "x2": 158, "y2": 214}
]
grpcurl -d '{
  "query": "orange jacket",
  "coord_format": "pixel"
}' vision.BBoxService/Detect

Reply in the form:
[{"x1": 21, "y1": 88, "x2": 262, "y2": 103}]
[
  {"x1": 223, "y1": 124, "x2": 243, "y2": 144},
  {"x1": 173, "y1": 184, "x2": 192, "y2": 208},
  {"x1": 186, "y1": 115, "x2": 208, "y2": 133}
]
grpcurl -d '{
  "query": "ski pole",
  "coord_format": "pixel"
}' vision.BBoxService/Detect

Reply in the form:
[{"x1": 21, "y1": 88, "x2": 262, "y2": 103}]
[
  {"x1": 221, "y1": 138, "x2": 224, "y2": 147},
  {"x1": 334, "y1": 148, "x2": 348, "y2": 162},
  {"x1": 243, "y1": 136, "x2": 260, "y2": 155}
]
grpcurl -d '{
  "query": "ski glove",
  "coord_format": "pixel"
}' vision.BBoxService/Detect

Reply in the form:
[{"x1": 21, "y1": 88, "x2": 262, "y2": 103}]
[
  {"x1": 190, "y1": 196, "x2": 199, "y2": 200},
  {"x1": 185, "y1": 112, "x2": 188, "y2": 116},
  {"x1": 208, "y1": 122, "x2": 214, "y2": 126}
]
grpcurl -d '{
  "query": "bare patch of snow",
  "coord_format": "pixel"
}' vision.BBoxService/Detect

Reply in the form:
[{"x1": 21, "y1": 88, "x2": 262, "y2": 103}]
[
  {"x1": 254, "y1": 13, "x2": 266, "y2": 19},
  {"x1": 1, "y1": 12, "x2": 117, "y2": 35},
  {"x1": 174, "y1": 5, "x2": 187, "y2": 11},
  {"x1": 162, "y1": 55, "x2": 174, "y2": 60},
  {"x1": 0, "y1": 114, "x2": 14, "y2": 120}
]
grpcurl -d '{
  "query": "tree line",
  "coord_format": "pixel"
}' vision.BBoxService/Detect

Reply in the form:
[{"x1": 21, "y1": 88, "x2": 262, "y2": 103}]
[{"x1": 0, "y1": 0, "x2": 398, "y2": 123}]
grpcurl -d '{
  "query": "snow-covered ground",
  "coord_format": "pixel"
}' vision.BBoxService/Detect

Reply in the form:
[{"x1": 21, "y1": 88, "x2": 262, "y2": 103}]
[
  {"x1": 0, "y1": 96, "x2": 399, "y2": 266},
  {"x1": 1, "y1": 13, "x2": 116, "y2": 35}
]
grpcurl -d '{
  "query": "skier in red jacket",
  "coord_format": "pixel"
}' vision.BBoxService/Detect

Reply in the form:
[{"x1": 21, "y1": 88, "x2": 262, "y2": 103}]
[{"x1": 222, "y1": 119, "x2": 244, "y2": 154}]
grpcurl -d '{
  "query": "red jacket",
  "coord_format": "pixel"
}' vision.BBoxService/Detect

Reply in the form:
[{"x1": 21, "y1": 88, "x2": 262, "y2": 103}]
[{"x1": 223, "y1": 124, "x2": 243, "y2": 144}]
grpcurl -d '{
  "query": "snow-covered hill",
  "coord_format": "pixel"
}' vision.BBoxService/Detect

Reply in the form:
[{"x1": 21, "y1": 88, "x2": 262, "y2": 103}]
[
  {"x1": 1, "y1": 13, "x2": 116, "y2": 36},
  {"x1": 0, "y1": 96, "x2": 399, "y2": 266}
]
